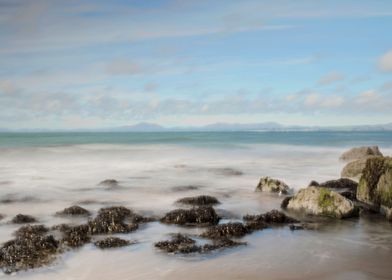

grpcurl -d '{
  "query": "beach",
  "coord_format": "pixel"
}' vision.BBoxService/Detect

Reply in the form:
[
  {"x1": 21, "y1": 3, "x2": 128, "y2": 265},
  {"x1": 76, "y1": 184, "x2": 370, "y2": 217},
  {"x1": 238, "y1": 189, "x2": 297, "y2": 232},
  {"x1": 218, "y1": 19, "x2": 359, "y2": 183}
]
[{"x1": 0, "y1": 131, "x2": 392, "y2": 279}]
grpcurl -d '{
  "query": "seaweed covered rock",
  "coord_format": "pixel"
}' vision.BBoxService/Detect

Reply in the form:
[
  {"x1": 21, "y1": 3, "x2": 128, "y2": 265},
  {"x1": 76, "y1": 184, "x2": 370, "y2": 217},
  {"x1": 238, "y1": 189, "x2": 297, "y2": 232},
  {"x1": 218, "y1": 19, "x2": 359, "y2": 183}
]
[
  {"x1": 287, "y1": 186, "x2": 358, "y2": 218},
  {"x1": 98, "y1": 179, "x2": 119, "y2": 188},
  {"x1": 56, "y1": 205, "x2": 91, "y2": 216},
  {"x1": 155, "y1": 234, "x2": 198, "y2": 254},
  {"x1": 200, "y1": 222, "x2": 250, "y2": 239},
  {"x1": 94, "y1": 237, "x2": 132, "y2": 249},
  {"x1": 0, "y1": 230, "x2": 59, "y2": 273},
  {"x1": 244, "y1": 209, "x2": 298, "y2": 226},
  {"x1": 176, "y1": 195, "x2": 220, "y2": 206},
  {"x1": 11, "y1": 214, "x2": 37, "y2": 224},
  {"x1": 14, "y1": 225, "x2": 49, "y2": 238},
  {"x1": 88, "y1": 206, "x2": 138, "y2": 234},
  {"x1": 160, "y1": 206, "x2": 219, "y2": 226},
  {"x1": 154, "y1": 234, "x2": 245, "y2": 254},
  {"x1": 357, "y1": 157, "x2": 392, "y2": 220},
  {"x1": 340, "y1": 146, "x2": 382, "y2": 162},
  {"x1": 255, "y1": 177, "x2": 290, "y2": 194},
  {"x1": 58, "y1": 224, "x2": 91, "y2": 248}
]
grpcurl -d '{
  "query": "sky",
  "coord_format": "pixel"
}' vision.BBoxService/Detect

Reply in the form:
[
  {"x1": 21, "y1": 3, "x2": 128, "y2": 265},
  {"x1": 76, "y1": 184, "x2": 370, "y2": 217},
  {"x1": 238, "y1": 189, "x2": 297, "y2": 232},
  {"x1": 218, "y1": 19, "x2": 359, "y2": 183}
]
[{"x1": 0, "y1": 0, "x2": 392, "y2": 129}]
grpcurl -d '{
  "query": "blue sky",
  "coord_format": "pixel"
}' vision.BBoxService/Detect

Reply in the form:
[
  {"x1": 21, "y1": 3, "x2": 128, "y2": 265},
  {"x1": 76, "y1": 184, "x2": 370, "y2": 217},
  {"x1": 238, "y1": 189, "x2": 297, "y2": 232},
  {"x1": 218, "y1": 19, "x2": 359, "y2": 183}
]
[{"x1": 0, "y1": 0, "x2": 392, "y2": 129}]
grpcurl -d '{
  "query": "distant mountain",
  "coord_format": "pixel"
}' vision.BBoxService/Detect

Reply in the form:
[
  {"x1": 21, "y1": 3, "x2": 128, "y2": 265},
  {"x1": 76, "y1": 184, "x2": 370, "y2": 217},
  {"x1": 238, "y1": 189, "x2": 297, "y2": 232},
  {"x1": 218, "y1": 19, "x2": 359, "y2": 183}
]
[
  {"x1": 1, "y1": 122, "x2": 392, "y2": 132},
  {"x1": 110, "y1": 122, "x2": 165, "y2": 132},
  {"x1": 195, "y1": 122, "x2": 283, "y2": 131}
]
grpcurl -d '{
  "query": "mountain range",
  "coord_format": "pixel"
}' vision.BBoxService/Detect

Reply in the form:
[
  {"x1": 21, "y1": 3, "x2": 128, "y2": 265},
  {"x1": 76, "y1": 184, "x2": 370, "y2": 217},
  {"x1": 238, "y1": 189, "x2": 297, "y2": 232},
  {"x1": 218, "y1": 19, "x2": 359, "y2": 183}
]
[{"x1": 1, "y1": 122, "x2": 392, "y2": 132}]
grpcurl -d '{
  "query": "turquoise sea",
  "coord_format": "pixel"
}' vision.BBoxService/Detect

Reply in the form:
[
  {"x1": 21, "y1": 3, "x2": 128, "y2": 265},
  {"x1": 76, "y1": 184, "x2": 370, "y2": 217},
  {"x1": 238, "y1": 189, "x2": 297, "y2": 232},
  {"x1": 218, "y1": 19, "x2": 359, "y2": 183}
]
[{"x1": 1, "y1": 131, "x2": 392, "y2": 148}]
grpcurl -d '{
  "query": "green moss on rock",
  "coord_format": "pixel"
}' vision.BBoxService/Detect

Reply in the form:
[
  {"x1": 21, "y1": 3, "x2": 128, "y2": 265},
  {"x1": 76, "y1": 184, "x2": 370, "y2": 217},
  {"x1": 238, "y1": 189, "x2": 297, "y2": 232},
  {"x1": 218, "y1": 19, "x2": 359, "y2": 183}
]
[{"x1": 357, "y1": 157, "x2": 392, "y2": 211}]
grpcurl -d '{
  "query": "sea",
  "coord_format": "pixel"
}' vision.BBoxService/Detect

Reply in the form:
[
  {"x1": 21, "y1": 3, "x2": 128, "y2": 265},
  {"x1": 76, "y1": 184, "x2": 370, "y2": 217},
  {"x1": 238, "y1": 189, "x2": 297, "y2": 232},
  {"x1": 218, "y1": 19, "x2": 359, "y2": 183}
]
[{"x1": 0, "y1": 131, "x2": 391, "y2": 279}]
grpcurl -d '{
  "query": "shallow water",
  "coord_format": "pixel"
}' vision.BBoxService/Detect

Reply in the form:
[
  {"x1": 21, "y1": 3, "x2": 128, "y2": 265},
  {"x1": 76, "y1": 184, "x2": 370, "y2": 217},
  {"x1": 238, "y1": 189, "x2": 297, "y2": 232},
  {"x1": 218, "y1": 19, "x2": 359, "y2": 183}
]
[{"x1": 0, "y1": 132, "x2": 392, "y2": 279}]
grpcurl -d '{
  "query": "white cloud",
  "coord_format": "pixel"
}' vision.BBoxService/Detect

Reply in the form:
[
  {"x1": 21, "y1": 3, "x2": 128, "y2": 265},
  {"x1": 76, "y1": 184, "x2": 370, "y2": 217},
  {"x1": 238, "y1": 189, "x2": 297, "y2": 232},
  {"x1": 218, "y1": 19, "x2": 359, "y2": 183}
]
[
  {"x1": 318, "y1": 72, "x2": 345, "y2": 86},
  {"x1": 379, "y1": 49, "x2": 392, "y2": 72},
  {"x1": 356, "y1": 90, "x2": 379, "y2": 104}
]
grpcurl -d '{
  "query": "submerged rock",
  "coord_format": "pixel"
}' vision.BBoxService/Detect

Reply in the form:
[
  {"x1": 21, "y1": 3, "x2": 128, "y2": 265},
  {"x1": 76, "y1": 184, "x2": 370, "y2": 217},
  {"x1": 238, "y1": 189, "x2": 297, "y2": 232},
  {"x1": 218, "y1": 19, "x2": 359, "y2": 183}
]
[
  {"x1": 200, "y1": 222, "x2": 250, "y2": 239},
  {"x1": 255, "y1": 177, "x2": 290, "y2": 194},
  {"x1": 56, "y1": 205, "x2": 91, "y2": 216},
  {"x1": 161, "y1": 206, "x2": 220, "y2": 226},
  {"x1": 171, "y1": 185, "x2": 202, "y2": 192},
  {"x1": 176, "y1": 195, "x2": 220, "y2": 206},
  {"x1": 357, "y1": 157, "x2": 392, "y2": 220},
  {"x1": 212, "y1": 168, "x2": 243, "y2": 176},
  {"x1": 0, "y1": 230, "x2": 59, "y2": 273},
  {"x1": 340, "y1": 146, "x2": 382, "y2": 162},
  {"x1": 94, "y1": 237, "x2": 132, "y2": 249},
  {"x1": 154, "y1": 233, "x2": 245, "y2": 254},
  {"x1": 11, "y1": 214, "x2": 37, "y2": 224},
  {"x1": 98, "y1": 179, "x2": 119, "y2": 188},
  {"x1": 88, "y1": 206, "x2": 138, "y2": 234},
  {"x1": 287, "y1": 186, "x2": 358, "y2": 218}
]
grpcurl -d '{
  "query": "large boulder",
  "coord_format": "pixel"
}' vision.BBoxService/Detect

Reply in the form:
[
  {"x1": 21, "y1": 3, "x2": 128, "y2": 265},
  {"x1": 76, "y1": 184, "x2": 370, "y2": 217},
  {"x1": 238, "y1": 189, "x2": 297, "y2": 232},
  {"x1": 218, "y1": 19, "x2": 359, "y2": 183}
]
[
  {"x1": 341, "y1": 158, "x2": 368, "y2": 179},
  {"x1": 256, "y1": 177, "x2": 290, "y2": 194},
  {"x1": 339, "y1": 146, "x2": 382, "y2": 162},
  {"x1": 357, "y1": 157, "x2": 392, "y2": 220},
  {"x1": 287, "y1": 186, "x2": 358, "y2": 218}
]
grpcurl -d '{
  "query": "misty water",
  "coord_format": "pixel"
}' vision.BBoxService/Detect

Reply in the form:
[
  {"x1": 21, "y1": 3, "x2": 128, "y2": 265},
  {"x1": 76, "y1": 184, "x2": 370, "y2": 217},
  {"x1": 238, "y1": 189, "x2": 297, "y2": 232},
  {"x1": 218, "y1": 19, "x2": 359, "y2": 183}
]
[{"x1": 0, "y1": 132, "x2": 392, "y2": 279}]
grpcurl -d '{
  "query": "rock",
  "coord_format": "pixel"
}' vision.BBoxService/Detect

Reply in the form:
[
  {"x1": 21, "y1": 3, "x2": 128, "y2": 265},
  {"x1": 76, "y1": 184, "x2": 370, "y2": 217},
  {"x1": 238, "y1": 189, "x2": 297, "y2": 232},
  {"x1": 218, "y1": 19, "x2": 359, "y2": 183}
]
[
  {"x1": 0, "y1": 214, "x2": 4, "y2": 220},
  {"x1": 244, "y1": 210, "x2": 298, "y2": 225},
  {"x1": 171, "y1": 185, "x2": 202, "y2": 192},
  {"x1": 0, "y1": 230, "x2": 59, "y2": 274},
  {"x1": 200, "y1": 223, "x2": 250, "y2": 239},
  {"x1": 357, "y1": 157, "x2": 392, "y2": 220},
  {"x1": 11, "y1": 214, "x2": 37, "y2": 224},
  {"x1": 255, "y1": 177, "x2": 290, "y2": 194},
  {"x1": 212, "y1": 168, "x2": 243, "y2": 176},
  {"x1": 340, "y1": 146, "x2": 382, "y2": 162},
  {"x1": 309, "y1": 178, "x2": 358, "y2": 190},
  {"x1": 176, "y1": 195, "x2": 220, "y2": 206},
  {"x1": 341, "y1": 158, "x2": 368, "y2": 179},
  {"x1": 56, "y1": 205, "x2": 91, "y2": 216},
  {"x1": 94, "y1": 237, "x2": 133, "y2": 249},
  {"x1": 280, "y1": 196, "x2": 292, "y2": 209},
  {"x1": 88, "y1": 206, "x2": 138, "y2": 234},
  {"x1": 58, "y1": 224, "x2": 91, "y2": 248},
  {"x1": 308, "y1": 180, "x2": 320, "y2": 187},
  {"x1": 289, "y1": 222, "x2": 320, "y2": 231},
  {"x1": 155, "y1": 234, "x2": 198, "y2": 254},
  {"x1": 309, "y1": 178, "x2": 358, "y2": 201},
  {"x1": 160, "y1": 206, "x2": 220, "y2": 226},
  {"x1": 14, "y1": 225, "x2": 49, "y2": 238},
  {"x1": 98, "y1": 179, "x2": 119, "y2": 188},
  {"x1": 154, "y1": 234, "x2": 245, "y2": 254},
  {"x1": 287, "y1": 186, "x2": 358, "y2": 218}
]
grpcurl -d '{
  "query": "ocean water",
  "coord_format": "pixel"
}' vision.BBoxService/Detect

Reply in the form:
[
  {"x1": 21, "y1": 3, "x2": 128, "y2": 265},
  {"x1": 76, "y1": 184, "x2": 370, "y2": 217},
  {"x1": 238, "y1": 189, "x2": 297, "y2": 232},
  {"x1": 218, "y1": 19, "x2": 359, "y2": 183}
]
[{"x1": 0, "y1": 131, "x2": 391, "y2": 279}]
